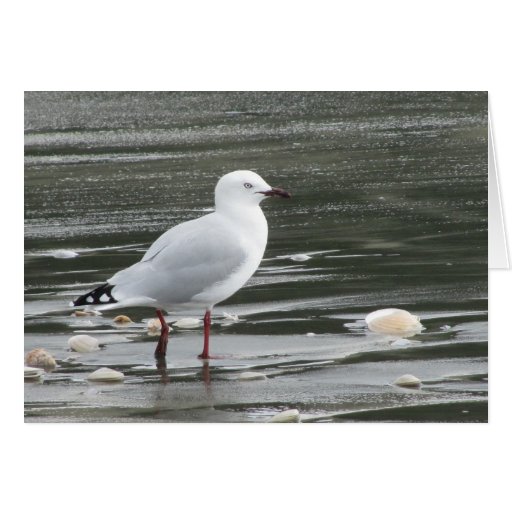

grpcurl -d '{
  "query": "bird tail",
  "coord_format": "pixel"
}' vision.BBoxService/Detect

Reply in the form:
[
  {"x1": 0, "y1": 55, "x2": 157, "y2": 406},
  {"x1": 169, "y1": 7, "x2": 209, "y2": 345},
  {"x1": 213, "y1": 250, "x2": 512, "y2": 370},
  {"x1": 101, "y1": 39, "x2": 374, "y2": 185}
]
[{"x1": 72, "y1": 283, "x2": 118, "y2": 307}]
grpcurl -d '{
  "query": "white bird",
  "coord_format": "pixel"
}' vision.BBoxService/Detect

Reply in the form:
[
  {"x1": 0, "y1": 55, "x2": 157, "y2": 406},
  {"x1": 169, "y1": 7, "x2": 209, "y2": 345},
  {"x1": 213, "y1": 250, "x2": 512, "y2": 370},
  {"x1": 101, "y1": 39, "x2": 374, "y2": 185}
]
[{"x1": 73, "y1": 170, "x2": 291, "y2": 359}]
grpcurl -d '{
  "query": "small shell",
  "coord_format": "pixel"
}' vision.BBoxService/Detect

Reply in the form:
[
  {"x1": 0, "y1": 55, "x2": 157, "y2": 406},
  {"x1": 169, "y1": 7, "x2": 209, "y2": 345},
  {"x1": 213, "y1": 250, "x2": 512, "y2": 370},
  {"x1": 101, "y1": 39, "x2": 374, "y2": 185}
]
[
  {"x1": 87, "y1": 367, "x2": 124, "y2": 382},
  {"x1": 73, "y1": 310, "x2": 91, "y2": 317},
  {"x1": 305, "y1": 332, "x2": 316, "y2": 337},
  {"x1": 147, "y1": 318, "x2": 162, "y2": 332},
  {"x1": 24, "y1": 366, "x2": 45, "y2": 380},
  {"x1": 25, "y1": 348, "x2": 57, "y2": 369},
  {"x1": 53, "y1": 249, "x2": 79, "y2": 259},
  {"x1": 72, "y1": 309, "x2": 101, "y2": 317},
  {"x1": 290, "y1": 254, "x2": 311, "y2": 262},
  {"x1": 365, "y1": 308, "x2": 424, "y2": 337},
  {"x1": 238, "y1": 371, "x2": 268, "y2": 381},
  {"x1": 268, "y1": 409, "x2": 301, "y2": 423},
  {"x1": 174, "y1": 317, "x2": 202, "y2": 329},
  {"x1": 390, "y1": 338, "x2": 412, "y2": 347},
  {"x1": 113, "y1": 315, "x2": 132, "y2": 324},
  {"x1": 223, "y1": 312, "x2": 239, "y2": 322},
  {"x1": 393, "y1": 374, "x2": 422, "y2": 388},
  {"x1": 68, "y1": 334, "x2": 100, "y2": 353}
]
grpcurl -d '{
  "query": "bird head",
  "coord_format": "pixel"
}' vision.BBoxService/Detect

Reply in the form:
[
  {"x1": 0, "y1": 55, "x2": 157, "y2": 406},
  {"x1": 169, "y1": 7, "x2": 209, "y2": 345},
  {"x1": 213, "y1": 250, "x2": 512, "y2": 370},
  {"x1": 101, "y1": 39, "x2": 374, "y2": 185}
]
[{"x1": 215, "y1": 170, "x2": 291, "y2": 210}]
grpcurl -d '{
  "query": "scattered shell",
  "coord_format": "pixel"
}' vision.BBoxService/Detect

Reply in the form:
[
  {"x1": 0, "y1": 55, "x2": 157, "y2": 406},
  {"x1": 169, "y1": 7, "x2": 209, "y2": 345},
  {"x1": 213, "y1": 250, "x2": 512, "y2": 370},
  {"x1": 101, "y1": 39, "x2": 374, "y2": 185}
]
[
  {"x1": 365, "y1": 308, "x2": 424, "y2": 337},
  {"x1": 25, "y1": 348, "x2": 57, "y2": 369},
  {"x1": 68, "y1": 334, "x2": 100, "y2": 353},
  {"x1": 390, "y1": 338, "x2": 412, "y2": 347},
  {"x1": 290, "y1": 254, "x2": 311, "y2": 262},
  {"x1": 147, "y1": 318, "x2": 162, "y2": 332},
  {"x1": 393, "y1": 374, "x2": 422, "y2": 388},
  {"x1": 87, "y1": 367, "x2": 124, "y2": 382},
  {"x1": 52, "y1": 249, "x2": 79, "y2": 259},
  {"x1": 73, "y1": 310, "x2": 90, "y2": 317},
  {"x1": 24, "y1": 366, "x2": 45, "y2": 380},
  {"x1": 69, "y1": 320, "x2": 94, "y2": 328},
  {"x1": 72, "y1": 309, "x2": 101, "y2": 317},
  {"x1": 113, "y1": 315, "x2": 132, "y2": 324},
  {"x1": 174, "y1": 317, "x2": 202, "y2": 329},
  {"x1": 268, "y1": 409, "x2": 301, "y2": 423},
  {"x1": 147, "y1": 318, "x2": 173, "y2": 333},
  {"x1": 239, "y1": 372, "x2": 268, "y2": 381},
  {"x1": 305, "y1": 332, "x2": 316, "y2": 337},
  {"x1": 223, "y1": 312, "x2": 239, "y2": 322}
]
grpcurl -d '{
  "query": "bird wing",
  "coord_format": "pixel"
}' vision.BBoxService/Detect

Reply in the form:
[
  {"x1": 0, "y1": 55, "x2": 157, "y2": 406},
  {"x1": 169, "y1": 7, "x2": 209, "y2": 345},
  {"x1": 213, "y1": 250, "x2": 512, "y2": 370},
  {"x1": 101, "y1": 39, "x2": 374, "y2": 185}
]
[
  {"x1": 140, "y1": 217, "x2": 200, "y2": 263},
  {"x1": 107, "y1": 213, "x2": 248, "y2": 306}
]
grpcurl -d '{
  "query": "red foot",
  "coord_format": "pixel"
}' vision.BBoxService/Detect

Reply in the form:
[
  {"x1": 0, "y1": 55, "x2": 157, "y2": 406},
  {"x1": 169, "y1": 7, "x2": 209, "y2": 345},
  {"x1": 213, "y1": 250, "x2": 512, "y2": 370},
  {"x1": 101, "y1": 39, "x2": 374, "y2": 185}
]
[
  {"x1": 154, "y1": 309, "x2": 170, "y2": 357},
  {"x1": 199, "y1": 310, "x2": 212, "y2": 360}
]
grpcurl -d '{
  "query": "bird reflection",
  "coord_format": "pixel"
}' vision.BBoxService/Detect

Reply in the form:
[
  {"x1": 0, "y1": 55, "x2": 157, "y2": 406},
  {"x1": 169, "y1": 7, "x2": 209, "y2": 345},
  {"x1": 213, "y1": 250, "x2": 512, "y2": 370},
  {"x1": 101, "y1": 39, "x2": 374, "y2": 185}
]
[
  {"x1": 154, "y1": 354, "x2": 212, "y2": 394},
  {"x1": 155, "y1": 355, "x2": 170, "y2": 384},
  {"x1": 201, "y1": 359, "x2": 211, "y2": 386}
]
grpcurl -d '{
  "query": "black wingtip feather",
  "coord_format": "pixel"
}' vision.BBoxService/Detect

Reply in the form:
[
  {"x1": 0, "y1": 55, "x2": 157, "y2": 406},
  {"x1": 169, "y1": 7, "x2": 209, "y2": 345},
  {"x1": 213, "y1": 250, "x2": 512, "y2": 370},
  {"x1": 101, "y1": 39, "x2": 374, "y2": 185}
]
[{"x1": 73, "y1": 283, "x2": 118, "y2": 307}]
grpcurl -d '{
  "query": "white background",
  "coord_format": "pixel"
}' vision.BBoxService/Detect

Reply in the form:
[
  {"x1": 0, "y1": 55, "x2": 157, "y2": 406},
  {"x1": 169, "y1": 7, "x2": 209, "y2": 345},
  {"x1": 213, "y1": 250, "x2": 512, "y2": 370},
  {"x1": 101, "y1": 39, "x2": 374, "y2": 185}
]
[{"x1": 4, "y1": 1, "x2": 511, "y2": 511}]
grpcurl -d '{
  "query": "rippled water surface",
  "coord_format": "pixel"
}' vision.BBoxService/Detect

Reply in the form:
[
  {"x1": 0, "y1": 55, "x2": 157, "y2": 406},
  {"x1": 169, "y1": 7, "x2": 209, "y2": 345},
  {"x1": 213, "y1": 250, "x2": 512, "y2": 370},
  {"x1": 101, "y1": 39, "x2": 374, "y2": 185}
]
[{"x1": 24, "y1": 92, "x2": 488, "y2": 422}]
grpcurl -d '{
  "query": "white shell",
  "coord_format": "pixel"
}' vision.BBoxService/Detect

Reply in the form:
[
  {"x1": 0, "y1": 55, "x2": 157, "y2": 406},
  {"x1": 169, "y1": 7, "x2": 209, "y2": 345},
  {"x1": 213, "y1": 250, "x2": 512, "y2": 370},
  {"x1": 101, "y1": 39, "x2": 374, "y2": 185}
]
[
  {"x1": 290, "y1": 254, "x2": 311, "y2": 262},
  {"x1": 68, "y1": 334, "x2": 100, "y2": 353},
  {"x1": 147, "y1": 318, "x2": 162, "y2": 332},
  {"x1": 268, "y1": 409, "x2": 301, "y2": 423},
  {"x1": 25, "y1": 348, "x2": 57, "y2": 369},
  {"x1": 73, "y1": 310, "x2": 92, "y2": 317},
  {"x1": 24, "y1": 366, "x2": 45, "y2": 379},
  {"x1": 365, "y1": 308, "x2": 424, "y2": 337},
  {"x1": 174, "y1": 317, "x2": 202, "y2": 329},
  {"x1": 52, "y1": 249, "x2": 79, "y2": 259},
  {"x1": 87, "y1": 367, "x2": 124, "y2": 382},
  {"x1": 393, "y1": 374, "x2": 422, "y2": 388},
  {"x1": 223, "y1": 312, "x2": 239, "y2": 322},
  {"x1": 72, "y1": 309, "x2": 102, "y2": 317},
  {"x1": 238, "y1": 371, "x2": 268, "y2": 381},
  {"x1": 147, "y1": 318, "x2": 173, "y2": 333},
  {"x1": 113, "y1": 315, "x2": 132, "y2": 324},
  {"x1": 305, "y1": 332, "x2": 316, "y2": 337},
  {"x1": 390, "y1": 338, "x2": 412, "y2": 347}
]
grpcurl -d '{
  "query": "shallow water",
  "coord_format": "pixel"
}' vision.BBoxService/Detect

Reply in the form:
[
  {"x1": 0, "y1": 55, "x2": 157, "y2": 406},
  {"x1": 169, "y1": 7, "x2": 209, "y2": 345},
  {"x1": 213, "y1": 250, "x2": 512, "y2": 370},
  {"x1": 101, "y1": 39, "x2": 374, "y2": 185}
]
[{"x1": 24, "y1": 92, "x2": 488, "y2": 422}]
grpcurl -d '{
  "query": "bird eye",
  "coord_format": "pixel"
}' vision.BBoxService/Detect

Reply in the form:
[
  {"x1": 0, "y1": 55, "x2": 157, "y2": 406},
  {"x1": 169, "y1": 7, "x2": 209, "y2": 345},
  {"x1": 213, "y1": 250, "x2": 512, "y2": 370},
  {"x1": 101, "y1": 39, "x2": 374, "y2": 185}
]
[{"x1": 244, "y1": 183, "x2": 253, "y2": 189}]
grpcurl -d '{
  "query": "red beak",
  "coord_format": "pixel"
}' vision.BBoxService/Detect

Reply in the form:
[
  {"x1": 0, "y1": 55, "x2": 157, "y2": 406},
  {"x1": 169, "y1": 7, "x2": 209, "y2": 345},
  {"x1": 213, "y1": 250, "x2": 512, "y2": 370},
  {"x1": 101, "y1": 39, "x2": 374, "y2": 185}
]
[{"x1": 259, "y1": 187, "x2": 291, "y2": 198}]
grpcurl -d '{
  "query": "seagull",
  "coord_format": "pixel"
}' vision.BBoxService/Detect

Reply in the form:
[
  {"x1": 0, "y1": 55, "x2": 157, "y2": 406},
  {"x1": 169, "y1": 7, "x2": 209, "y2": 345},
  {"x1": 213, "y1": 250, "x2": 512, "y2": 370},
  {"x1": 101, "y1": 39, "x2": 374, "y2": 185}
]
[{"x1": 72, "y1": 170, "x2": 291, "y2": 359}]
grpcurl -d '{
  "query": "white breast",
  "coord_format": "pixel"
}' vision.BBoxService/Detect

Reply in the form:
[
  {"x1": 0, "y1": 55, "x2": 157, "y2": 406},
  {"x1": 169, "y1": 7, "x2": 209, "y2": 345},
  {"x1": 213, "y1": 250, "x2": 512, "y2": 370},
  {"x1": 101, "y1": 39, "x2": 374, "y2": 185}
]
[{"x1": 191, "y1": 206, "x2": 268, "y2": 308}]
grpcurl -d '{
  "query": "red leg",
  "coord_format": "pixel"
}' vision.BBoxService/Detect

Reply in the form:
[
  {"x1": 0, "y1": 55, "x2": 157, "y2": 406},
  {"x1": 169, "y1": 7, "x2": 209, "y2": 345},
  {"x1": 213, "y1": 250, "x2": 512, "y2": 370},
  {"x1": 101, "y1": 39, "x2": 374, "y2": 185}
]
[
  {"x1": 198, "y1": 310, "x2": 211, "y2": 359},
  {"x1": 154, "y1": 309, "x2": 170, "y2": 357}
]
